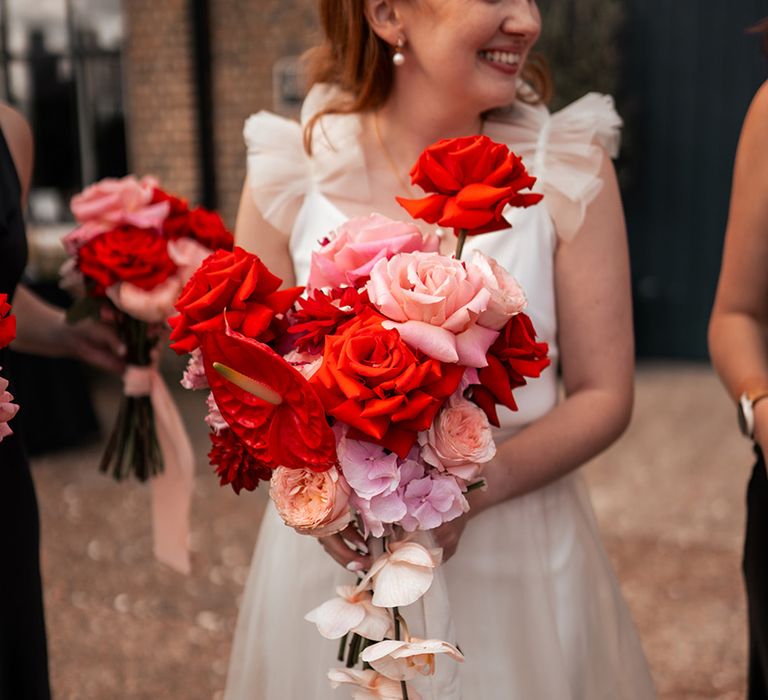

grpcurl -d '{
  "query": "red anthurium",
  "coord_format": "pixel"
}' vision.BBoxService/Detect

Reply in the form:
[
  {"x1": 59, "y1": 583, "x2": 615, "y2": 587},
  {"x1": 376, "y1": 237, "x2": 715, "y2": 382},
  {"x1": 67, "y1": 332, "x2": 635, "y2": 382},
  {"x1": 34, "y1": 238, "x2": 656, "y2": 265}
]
[{"x1": 202, "y1": 329, "x2": 337, "y2": 472}]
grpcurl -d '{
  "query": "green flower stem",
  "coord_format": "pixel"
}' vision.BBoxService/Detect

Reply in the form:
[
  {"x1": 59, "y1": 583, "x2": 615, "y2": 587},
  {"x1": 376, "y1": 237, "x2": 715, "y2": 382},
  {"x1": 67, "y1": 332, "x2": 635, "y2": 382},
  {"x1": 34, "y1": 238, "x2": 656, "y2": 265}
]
[
  {"x1": 337, "y1": 633, "x2": 348, "y2": 662},
  {"x1": 455, "y1": 228, "x2": 468, "y2": 260},
  {"x1": 393, "y1": 606, "x2": 410, "y2": 700}
]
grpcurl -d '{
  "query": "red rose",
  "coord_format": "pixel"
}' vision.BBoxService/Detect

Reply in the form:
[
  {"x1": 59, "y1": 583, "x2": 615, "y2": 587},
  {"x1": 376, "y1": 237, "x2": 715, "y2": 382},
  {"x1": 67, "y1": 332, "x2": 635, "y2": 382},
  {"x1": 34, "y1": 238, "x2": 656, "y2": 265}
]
[
  {"x1": 152, "y1": 187, "x2": 189, "y2": 236},
  {"x1": 77, "y1": 225, "x2": 177, "y2": 296},
  {"x1": 169, "y1": 247, "x2": 302, "y2": 354},
  {"x1": 153, "y1": 188, "x2": 234, "y2": 251},
  {"x1": 181, "y1": 208, "x2": 234, "y2": 251},
  {"x1": 208, "y1": 429, "x2": 273, "y2": 494},
  {"x1": 0, "y1": 294, "x2": 16, "y2": 349},
  {"x1": 288, "y1": 287, "x2": 371, "y2": 354},
  {"x1": 310, "y1": 308, "x2": 465, "y2": 458},
  {"x1": 397, "y1": 135, "x2": 543, "y2": 235},
  {"x1": 471, "y1": 312, "x2": 550, "y2": 426}
]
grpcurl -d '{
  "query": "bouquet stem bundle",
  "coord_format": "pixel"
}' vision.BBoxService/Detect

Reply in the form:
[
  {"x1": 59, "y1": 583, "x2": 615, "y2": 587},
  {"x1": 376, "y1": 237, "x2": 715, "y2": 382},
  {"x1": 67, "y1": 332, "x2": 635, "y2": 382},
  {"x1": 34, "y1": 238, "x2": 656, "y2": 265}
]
[{"x1": 100, "y1": 313, "x2": 163, "y2": 481}]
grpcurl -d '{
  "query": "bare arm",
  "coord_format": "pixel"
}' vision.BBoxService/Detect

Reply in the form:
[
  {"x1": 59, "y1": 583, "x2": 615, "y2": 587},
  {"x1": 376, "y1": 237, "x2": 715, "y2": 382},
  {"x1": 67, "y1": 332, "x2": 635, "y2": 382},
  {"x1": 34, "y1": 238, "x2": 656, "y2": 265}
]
[
  {"x1": 708, "y1": 81, "x2": 768, "y2": 444},
  {"x1": 0, "y1": 102, "x2": 124, "y2": 373},
  {"x1": 436, "y1": 151, "x2": 635, "y2": 557},
  {"x1": 234, "y1": 176, "x2": 296, "y2": 287}
]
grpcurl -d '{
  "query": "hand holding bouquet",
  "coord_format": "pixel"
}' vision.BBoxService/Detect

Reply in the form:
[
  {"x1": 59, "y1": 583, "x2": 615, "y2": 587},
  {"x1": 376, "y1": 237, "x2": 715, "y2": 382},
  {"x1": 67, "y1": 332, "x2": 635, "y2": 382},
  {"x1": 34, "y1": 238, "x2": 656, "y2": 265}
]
[{"x1": 172, "y1": 135, "x2": 549, "y2": 696}]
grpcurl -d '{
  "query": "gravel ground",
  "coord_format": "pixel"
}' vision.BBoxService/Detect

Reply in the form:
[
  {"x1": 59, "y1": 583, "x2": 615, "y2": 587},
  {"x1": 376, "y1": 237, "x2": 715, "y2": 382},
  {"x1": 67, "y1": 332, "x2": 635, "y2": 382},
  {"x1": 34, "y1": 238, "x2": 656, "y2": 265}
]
[{"x1": 32, "y1": 361, "x2": 750, "y2": 700}]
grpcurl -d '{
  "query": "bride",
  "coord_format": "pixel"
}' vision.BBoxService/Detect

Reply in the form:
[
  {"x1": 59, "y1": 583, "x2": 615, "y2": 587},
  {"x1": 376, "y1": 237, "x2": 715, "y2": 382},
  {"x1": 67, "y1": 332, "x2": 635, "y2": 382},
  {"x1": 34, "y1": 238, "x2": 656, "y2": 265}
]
[{"x1": 224, "y1": 0, "x2": 657, "y2": 697}]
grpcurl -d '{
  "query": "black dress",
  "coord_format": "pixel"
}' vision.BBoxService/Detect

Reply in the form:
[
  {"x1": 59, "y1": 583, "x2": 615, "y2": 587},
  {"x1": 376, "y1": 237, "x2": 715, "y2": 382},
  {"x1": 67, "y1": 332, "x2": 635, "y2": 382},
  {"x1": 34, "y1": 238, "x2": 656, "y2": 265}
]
[
  {"x1": 0, "y1": 126, "x2": 51, "y2": 699},
  {"x1": 745, "y1": 448, "x2": 768, "y2": 700}
]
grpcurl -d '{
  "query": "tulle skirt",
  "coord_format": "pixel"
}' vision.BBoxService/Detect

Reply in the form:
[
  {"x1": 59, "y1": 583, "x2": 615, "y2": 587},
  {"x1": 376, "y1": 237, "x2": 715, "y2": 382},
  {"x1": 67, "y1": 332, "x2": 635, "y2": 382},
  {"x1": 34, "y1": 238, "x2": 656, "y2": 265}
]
[{"x1": 224, "y1": 470, "x2": 657, "y2": 700}]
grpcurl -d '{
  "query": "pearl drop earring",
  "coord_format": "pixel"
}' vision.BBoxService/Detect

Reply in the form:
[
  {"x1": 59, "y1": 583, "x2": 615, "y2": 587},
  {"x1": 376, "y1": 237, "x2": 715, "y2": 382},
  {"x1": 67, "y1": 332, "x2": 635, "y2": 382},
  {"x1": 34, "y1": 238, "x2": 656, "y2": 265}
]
[{"x1": 392, "y1": 37, "x2": 406, "y2": 66}]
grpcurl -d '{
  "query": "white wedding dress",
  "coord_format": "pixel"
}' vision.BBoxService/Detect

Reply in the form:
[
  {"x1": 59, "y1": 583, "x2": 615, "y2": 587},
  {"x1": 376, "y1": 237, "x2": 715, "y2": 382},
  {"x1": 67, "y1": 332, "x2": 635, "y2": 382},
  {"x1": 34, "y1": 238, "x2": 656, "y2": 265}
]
[{"x1": 224, "y1": 86, "x2": 657, "y2": 700}]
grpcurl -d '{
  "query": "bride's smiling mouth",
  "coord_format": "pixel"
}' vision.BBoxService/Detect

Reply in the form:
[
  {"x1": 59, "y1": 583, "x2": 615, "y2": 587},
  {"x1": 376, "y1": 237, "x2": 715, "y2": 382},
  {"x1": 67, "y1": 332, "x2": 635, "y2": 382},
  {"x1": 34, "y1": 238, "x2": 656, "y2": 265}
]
[{"x1": 478, "y1": 49, "x2": 523, "y2": 75}]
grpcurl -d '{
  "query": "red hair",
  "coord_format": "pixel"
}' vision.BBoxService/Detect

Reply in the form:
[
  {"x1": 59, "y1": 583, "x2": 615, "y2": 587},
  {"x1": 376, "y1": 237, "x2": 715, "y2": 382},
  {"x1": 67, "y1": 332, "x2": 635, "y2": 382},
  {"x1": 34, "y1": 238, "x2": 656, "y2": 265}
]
[
  {"x1": 748, "y1": 16, "x2": 768, "y2": 57},
  {"x1": 302, "y1": 0, "x2": 552, "y2": 152}
]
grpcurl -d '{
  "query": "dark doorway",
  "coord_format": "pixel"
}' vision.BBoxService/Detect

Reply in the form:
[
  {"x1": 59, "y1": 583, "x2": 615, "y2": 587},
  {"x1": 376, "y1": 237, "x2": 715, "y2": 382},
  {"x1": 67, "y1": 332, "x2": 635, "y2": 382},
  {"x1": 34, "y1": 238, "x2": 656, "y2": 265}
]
[{"x1": 621, "y1": 1, "x2": 767, "y2": 359}]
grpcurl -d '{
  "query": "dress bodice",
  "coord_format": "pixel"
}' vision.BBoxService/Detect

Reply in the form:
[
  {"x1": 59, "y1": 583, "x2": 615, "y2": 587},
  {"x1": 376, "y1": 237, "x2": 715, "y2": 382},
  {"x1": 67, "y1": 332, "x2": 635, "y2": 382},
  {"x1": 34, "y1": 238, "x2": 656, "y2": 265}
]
[{"x1": 243, "y1": 87, "x2": 622, "y2": 432}]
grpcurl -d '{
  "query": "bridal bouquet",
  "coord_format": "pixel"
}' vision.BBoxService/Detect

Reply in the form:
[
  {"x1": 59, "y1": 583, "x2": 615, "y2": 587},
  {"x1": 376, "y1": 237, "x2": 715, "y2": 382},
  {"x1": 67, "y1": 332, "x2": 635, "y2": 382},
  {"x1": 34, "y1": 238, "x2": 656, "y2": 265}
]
[
  {"x1": 0, "y1": 294, "x2": 19, "y2": 442},
  {"x1": 171, "y1": 135, "x2": 550, "y2": 697}
]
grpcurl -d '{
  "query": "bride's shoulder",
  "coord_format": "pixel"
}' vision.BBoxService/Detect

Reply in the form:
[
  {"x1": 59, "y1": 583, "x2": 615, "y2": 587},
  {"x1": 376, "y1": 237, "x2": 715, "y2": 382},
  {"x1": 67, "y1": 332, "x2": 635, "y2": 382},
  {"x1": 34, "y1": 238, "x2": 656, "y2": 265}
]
[
  {"x1": 485, "y1": 92, "x2": 622, "y2": 241},
  {"x1": 241, "y1": 84, "x2": 367, "y2": 235},
  {"x1": 485, "y1": 92, "x2": 621, "y2": 157}
]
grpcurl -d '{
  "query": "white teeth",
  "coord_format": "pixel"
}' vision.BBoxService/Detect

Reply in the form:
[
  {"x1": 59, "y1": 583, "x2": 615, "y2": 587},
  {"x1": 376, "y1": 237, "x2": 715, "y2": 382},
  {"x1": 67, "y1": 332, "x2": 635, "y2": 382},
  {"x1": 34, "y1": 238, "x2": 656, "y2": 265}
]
[{"x1": 481, "y1": 50, "x2": 520, "y2": 66}]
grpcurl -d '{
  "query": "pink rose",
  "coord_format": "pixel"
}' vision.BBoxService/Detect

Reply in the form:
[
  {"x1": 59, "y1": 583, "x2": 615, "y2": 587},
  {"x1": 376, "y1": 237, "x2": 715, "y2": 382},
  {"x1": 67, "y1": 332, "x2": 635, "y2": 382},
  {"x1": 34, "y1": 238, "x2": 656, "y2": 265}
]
[
  {"x1": 366, "y1": 251, "x2": 499, "y2": 367},
  {"x1": 0, "y1": 374, "x2": 19, "y2": 442},
  {"x1": 471, "y1": 251, "x2": 527, "y2": 330},
  {"x1": 400, "y1": 469, "x2": 469, "y2": 532},
  {"x1": 308, "y1": 214, "x2": 438, "y2": 290},
  {"x1": 63, "y1": 175, "x2": 170, "y2": 255},
  {"x1": 270, "y1": 465, "x2": 352, "y2": 537},
  {"x1": 419, "y1": 398, "x2": 496, "y2": 481}
]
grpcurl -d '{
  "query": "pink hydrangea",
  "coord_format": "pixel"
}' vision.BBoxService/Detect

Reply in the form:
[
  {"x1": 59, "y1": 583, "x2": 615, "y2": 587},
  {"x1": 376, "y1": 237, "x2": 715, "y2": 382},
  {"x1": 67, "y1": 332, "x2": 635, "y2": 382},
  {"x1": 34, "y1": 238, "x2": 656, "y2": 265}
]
[
  {"x1": 400, "y1": 469, "x2": 469, "y2": 532},
  {"x1": 349, "y1": 455, "x2": 423, "y2": 538},
  {"x1": 338, "y1": 436, "x2": 400, "y2": 500}
]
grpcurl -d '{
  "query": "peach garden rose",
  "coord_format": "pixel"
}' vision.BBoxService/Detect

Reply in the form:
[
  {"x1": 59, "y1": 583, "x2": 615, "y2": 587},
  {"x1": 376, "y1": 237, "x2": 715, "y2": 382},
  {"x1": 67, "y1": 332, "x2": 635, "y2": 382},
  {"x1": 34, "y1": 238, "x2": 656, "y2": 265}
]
[
  {"x1": 270, "y1": 465, "x2": 352, "y2": 537},
  {"x1": 419, "y1": 397, "x2": 496, "y2": 482}
]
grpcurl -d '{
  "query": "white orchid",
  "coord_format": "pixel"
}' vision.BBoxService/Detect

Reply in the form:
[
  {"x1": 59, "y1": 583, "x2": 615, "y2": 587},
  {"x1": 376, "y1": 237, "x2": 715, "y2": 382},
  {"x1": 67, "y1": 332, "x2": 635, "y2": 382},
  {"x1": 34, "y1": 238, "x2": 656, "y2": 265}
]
[
  {"x1": 305, "y1": 585, "x2": 393, "y2": 641},
  {"x1": 360, "y1": 539, "x2": 442, "y2": 609},
  {"x1": 360, "y1": 638, "x2": 464, "y2": 681},
  {"x1": 327, "y1": 668, "x2": 423, "y2": 700}
]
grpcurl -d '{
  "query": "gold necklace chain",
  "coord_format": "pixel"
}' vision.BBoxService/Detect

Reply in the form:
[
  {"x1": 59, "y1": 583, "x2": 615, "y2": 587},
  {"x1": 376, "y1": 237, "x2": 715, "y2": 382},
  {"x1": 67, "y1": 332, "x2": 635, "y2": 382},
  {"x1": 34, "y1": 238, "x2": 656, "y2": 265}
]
[
  {"x1": 373, "y1": 112, "x2": 414, "y2": 196},
  {"x1": 372, "y1": 112, "x2": 486, "y2": 197}
]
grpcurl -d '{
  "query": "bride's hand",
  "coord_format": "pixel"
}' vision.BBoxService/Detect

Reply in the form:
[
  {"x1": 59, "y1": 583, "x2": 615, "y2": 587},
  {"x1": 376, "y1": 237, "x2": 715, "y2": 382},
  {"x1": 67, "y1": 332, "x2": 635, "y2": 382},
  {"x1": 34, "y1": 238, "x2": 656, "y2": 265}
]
[
  {"x1": 432, "y1": 514, "x2": 468, "y2": 563},
  {"x1": 318, "y1": 524, "x2": 371, "y2": 572}
]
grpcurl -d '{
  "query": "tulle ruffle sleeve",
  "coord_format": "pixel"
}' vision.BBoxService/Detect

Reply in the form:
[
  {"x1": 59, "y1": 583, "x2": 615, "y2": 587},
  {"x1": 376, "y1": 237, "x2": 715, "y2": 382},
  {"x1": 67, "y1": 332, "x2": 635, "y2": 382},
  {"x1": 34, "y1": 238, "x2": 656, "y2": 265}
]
[
  {"x1": 243, "y1": 112, "x2": 310, "y2": 236},
  {"x1": 485, "y1": 92, "x2": 622, "y2": 241},
  {"x1": 243, "y1": 85, "x2": 369, "y2": 237}
]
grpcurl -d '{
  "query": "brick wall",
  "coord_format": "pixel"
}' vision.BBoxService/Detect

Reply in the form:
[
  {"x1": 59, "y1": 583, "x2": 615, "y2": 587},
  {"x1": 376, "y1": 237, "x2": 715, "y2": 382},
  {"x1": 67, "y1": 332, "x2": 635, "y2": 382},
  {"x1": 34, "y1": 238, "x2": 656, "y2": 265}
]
[
  {"x1": 122, "y1": 1, "x2": 201, "y2": 205},
  {"x1": 209, "y1": 0, "x2": 318, "y2": 226},
  {"x1": 122, "y1": 0, "x2": 318, "y2": 225}
]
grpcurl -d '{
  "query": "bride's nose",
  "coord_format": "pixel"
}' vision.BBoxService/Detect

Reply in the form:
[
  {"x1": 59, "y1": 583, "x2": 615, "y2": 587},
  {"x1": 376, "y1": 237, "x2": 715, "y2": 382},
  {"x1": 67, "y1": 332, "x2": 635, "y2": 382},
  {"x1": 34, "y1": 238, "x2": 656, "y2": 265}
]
[{"x1": 500, "y1": 2, "x2": 540, "y2": 38}]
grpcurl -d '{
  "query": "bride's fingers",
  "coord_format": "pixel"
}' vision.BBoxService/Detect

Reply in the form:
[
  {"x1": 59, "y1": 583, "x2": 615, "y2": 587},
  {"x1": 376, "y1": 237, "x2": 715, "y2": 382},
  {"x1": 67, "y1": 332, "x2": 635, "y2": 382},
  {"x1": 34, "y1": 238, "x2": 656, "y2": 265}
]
[
  {"x1": 339, "y1": 524, "x2": 368, "y2": 553},
  {"x1": 319, "y1": 533, "x2": 370, "y2": 571}
]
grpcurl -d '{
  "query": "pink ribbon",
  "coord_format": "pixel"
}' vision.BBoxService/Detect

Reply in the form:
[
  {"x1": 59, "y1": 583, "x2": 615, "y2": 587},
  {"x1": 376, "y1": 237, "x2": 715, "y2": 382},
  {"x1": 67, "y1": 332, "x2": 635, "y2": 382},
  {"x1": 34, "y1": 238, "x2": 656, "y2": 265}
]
[{"x1": 122, "y1": 363, "x2": 195, "y2": 574}]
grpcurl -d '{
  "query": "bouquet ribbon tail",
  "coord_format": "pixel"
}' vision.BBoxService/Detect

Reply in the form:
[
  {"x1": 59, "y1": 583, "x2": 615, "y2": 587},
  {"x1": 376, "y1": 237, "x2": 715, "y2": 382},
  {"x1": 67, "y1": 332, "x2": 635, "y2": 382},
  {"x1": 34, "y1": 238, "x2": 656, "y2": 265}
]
[{"x1": 127, "y1": 365, "x2": 195, "y2": 574}]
